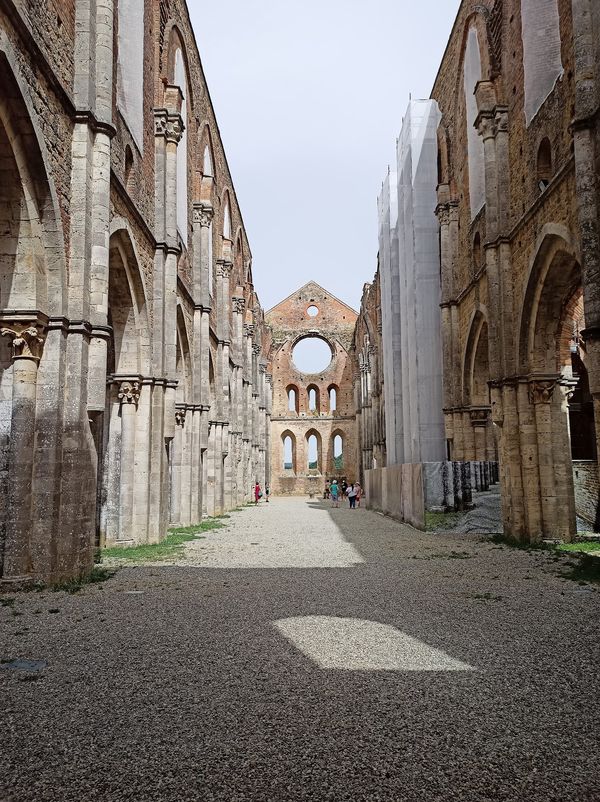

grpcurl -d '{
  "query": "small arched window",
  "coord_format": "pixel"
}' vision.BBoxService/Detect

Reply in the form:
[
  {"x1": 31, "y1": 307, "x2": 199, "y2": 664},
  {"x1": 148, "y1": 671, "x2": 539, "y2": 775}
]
[
  {"x1": 174, "y1": 47, "x2": 188, "y2": 246},
  {"x1": 308, "y1": 386, "x2": 319, "y2": 413},
  {"x1": 283, "y1": 435, "x2": 294, "y2": 471},
  {"x1": 333, "y1": 434, "x2": 343, "y2": 470},
  {"x1": 328, "y1": 386, "x2": 337, "y2": 412},
  {"x1": 537, "y1": 138, "x2": 552, "y2": 191},
  {"x1": 307, "y1": 434, "x2": 319, "y2": 470},
  {"x1": 223, "y1": 196, "x2": 232, "y2": 240},
  {"x1": 287, "y1": 387, "x2": 297, "y2": 413}
]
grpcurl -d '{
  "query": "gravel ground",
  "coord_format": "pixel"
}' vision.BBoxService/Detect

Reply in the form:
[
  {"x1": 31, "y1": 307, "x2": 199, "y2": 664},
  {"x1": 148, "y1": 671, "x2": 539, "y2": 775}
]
[{"x1": 1, "y1": 498, "x2": 599, "y2": 802}]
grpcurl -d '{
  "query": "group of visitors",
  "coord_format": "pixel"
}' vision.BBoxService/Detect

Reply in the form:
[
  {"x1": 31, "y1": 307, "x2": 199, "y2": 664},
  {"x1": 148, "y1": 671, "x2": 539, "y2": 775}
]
[
  {"x1": 325, "y1": 479, "x2": 362, "y2": 509},
  {"x1": 254, "y1": 482, "x2": 270, "y2": 504}
]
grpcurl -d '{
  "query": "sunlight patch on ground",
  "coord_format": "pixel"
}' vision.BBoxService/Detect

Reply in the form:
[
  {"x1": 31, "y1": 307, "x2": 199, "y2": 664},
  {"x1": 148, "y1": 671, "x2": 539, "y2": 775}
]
[
  {"x1": 274, "y1": 616, "x2": 475, "y2": 671},
  {"x1": 188, "y1": 501, "x2": 364, "y2": 568}
]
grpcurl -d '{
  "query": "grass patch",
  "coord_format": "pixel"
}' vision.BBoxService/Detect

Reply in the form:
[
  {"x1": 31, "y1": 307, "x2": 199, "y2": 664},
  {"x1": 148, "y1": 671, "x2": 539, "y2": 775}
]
[
  {"x1": 425, "y1": 511, "x2": 463, "y2": 531},
  {"x1": 101, "y1": 519, "x2": 225, "y2": 563},
  {"x1": 556, "y1": 541, "x2": 600, "y2": 554}
]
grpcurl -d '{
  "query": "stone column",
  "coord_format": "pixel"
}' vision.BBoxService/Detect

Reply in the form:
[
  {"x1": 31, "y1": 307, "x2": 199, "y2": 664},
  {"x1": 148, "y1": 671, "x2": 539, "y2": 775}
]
[
  {"x1": 116, "y1": 379, "x2": 140, "y2": 542},
  {"x1": 0, "y1": 320, "x2": 46, "y2": 584}
]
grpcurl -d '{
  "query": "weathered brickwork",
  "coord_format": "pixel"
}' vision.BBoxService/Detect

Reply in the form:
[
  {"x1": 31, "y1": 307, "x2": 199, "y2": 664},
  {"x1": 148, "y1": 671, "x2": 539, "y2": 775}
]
[
  {"x1": 353, "y1": 273, "x2": 385, "y2": 482},
  {"x1": 267, "y1": 282, "x2": 358, "y2": 497},
  {"x1": 431, "y1": 0, "x2": 600, "y2": 541},
  {"x1": 0, "y1": 0, "x2": 271, "y2": 586}
]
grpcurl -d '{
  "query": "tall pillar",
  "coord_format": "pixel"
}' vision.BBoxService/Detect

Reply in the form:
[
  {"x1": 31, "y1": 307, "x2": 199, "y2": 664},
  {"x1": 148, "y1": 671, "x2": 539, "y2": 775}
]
[{"x1": 0, "y1": 321, "x2": 46, "y2": 584}]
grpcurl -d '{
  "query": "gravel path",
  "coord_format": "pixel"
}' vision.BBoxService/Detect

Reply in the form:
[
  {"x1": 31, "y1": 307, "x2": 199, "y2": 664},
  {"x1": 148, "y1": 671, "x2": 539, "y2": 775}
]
[{"x1": 1, "y1": 498, "x2": 599, "y2": 802}]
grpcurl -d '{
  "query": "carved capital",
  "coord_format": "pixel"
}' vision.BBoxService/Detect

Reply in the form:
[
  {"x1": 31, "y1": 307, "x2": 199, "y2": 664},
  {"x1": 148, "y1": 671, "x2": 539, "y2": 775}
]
[
  {"x1": 470, "y1": 407, "x2": 491, "y2": 426},
  {"x1": 528, "y1": 379, "x2": 556, "y2": 405},
  {"x1": 252, "y1": 343, "x2": 261, "y2": 356},
  {"x1": 154, "y1": 109, "x2": 168, "y2": 137},
  {"x1": 232, "y1": 296, "x2": 245, "y2": 314},
  {"x1": 166, "y1": 114, "x2": 185, "y2": 144},
  {"x1": 1, "y1": 322, "x2": 46, "y2": 361},
  {"x1": 118, "y1": 380, "x2": 141, "y2": 406},
  {"x1": 175, "y1": 407, "x2": 187, "y2": 426},
  {"x1": 476, "y1": 111, "x2": 496, "y2": 141},
  {"x1": 259, "y1": 363, "x2": 267, "y2": 374},
  {"x1": 436, "y1": 203, "x2": 450, "y2": 227},
  {"x1": 265, "y1": 372, "x2": 273, "y2": 386},
  {"x1": 243, "y1": 324, "x2": 255, "y2": 338},
  {"x1": 216, "y1": 260, "x2": 233, "y2": 279},
  {"x1": 193, "y1": 204, "x2": 214, "y2": 227},
  {"x1": 494, "y1": 106, "x2": 509, "y2": 135}
]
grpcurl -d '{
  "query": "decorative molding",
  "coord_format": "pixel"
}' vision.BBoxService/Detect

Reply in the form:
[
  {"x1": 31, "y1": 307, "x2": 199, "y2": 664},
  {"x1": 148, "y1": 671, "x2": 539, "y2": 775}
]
[
  {"x1": 216, "y1": 260, "x2": 233, "y2": 279},
  {"x1": 528, "y1": 379, "x2": 556, "y2": 405},
  {"x1": 243, "y1": 324, "x2": 255, "y2": 338},
  {"x1": 193, "y1": 204, "x2": 214, "y2": 227},
  {"x1": 154, "y1": 109, "x2": 184, "y2": 144},
  {"x1": 117, "y1": 380, "x2": 141, "y2": 406},
  {"x1": 470, "y1": 407, "x2": 491, "y2": 426},
  {"x1": 232, "y1": 296, "x2": 245, "y2": 314},
  {"x1": 175, "y1": 407, "x2": 187, "y2": 426},
  {"x1": 0, "y1": 315, "x2": 47, "y2": 362}
]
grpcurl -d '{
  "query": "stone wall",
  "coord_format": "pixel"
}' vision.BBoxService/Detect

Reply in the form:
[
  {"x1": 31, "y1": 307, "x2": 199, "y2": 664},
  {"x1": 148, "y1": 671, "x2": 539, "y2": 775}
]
[
  {"x1": 267, "y1": 281, "x2": 358, "y2": 496},
  {"x1": 430, "y1": 0, "x2": 600, "y2": 543},
  {"x1": 364, "y1": 466, "x2": 425, "y2": 530},
  {"x1": 573, "y1": 461, "x2": 600, "y2": 529},
  {"x1": 353, "y1": 274, "x2": 386, "y2": 482},
  {"x1": 0, "y1": 0, "x2": 271, "y2": 585}
]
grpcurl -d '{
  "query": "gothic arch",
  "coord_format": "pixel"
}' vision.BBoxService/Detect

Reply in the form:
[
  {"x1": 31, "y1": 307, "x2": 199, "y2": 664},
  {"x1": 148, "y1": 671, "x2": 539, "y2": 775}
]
[
  {"x1": 518, "y1": 226, "x2": 581, "y2": 375},
  {"x1": 196, "y1": 124, "x2": 216, "y2": 202},
  {"x1": 281, "y1": 429, "x2": 296, "y2": 472},
  {"x1": 462, "y1": 307, "x2": 490, "y2": 406},
  {"x1": 0, "y1": 40, "x2": 67, "y2": 315},
  {"x1": 305, "y1": 428, "x2": 322, "y2": 473},
  {"x1": 176, "y1": 304, "x2": 192, "y2": 404},
  {"x1": 108, "y1": 224, "x2": 151, "y2": 376}
]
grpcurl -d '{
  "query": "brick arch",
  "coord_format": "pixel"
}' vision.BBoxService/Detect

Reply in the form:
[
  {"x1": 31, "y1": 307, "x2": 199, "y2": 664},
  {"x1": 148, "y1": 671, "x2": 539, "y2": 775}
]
[
  {"x1": 462, "y1": 308, "x2": 490, "y2": 407},
  {"x1": 160, "y1": 23, "x2": 196, "y2": 111},
  {"x1": 176, "y1": 304, "x2": 192, "y2": 404},
  {"x1": 0, "y1": 41, "x2": 67, "y2": 315},
  {"x1": 108, "y1": 225, "x2": 151, "y2": 376},
  {"x1": 195, "y1": 124, "x2": 216, "y2": 202},
  {"x1": 518, "y1": 226, "x2": 582, "y2": 375},
  {"x1": 305, "y1": 428, "x2": 323, "y2": 473},
  {"x1": 281, "y1": 429, "x2": 297, "y2": 472}
]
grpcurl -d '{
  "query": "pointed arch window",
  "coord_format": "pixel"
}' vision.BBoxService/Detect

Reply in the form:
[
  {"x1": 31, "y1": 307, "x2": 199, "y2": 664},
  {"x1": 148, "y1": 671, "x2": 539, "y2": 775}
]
[
  {"x1": 117, "y1": 0, "x2": 144, "y2": 149},
  {"x1": 283, "y1": 433, "x2": 296, "y2": 472},
  {"x1": 463, "y1": 27, "x2": 485, "y2": 218},
  {"x1": 223, "y1": 197, "x2": 232, "y2": 240},
  {"x1": 307, "y1": 385, "x2": 320, "y2": 413},
  {"x1": 328, "y1": 385, "x2": 338, "y2": 413},
  {"x1": 174, "y1": 48, "x2": 189, "y2": 246},
  {"x1": 307, "y1": 434, "x2": 320, "y2": 471}
]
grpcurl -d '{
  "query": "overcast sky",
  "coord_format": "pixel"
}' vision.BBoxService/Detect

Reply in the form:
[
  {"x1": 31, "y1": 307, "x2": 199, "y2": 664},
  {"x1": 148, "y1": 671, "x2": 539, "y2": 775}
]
[{"x1": 191, "y1": 1, "x2": 459, "y2": 312}]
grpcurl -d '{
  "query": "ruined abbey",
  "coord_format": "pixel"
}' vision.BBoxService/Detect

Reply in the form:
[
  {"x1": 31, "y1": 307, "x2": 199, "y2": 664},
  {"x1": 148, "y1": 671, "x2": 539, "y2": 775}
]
[{"x1": 1, "y1": 0, "x2": 600, "y2": 586}]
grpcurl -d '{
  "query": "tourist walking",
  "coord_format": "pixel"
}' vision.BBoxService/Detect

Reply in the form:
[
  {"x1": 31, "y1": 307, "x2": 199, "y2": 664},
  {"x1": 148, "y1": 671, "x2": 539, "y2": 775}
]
[
  {"x1": 355, "y1": 482, "x2": 362, "y2": 508},
  {"x1": 324, "y1": 481, "x2": 330, "y2": 500},
  {"x1": 265, "y1": 484, "x2": 270, "y2": 503},
  {"x1": 254, "y1": 482, "x2": 262, "y2": 504},
  {"x1": 330, "y1": 479, "x2": 340, "y2": 508},
  {"x1": 347, "y1": 483, "x2": 357, "y2": 509}
]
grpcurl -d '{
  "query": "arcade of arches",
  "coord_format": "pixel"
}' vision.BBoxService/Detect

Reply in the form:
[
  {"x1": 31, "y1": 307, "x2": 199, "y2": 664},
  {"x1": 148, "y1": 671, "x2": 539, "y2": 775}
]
[{"x1": 1, "y1": 0, "x2": 600, "y2": 588}]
